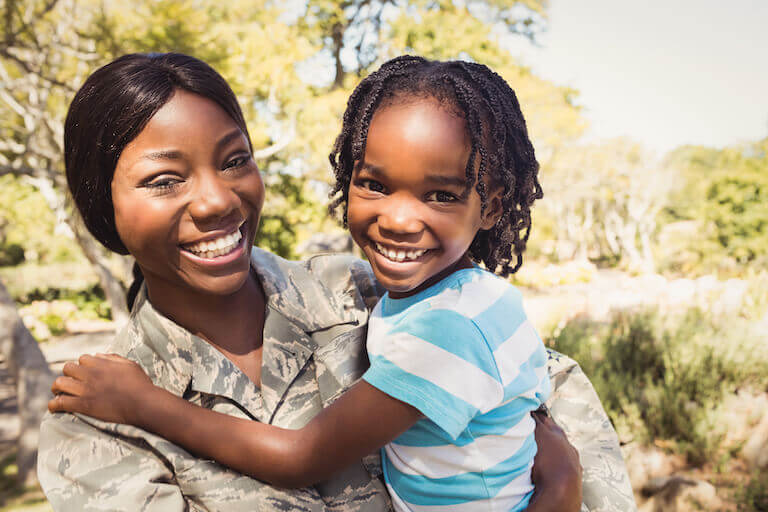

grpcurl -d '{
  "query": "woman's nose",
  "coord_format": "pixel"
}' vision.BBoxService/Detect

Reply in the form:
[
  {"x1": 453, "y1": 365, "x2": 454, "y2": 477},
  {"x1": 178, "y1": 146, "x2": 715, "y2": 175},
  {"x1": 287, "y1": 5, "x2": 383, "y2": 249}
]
[
  {"x1": 377, "y1": 196, "x2": 423, "y2": 234},
  {"x1": 188, "y1": 172, "x2": 241, "y2": 223}
]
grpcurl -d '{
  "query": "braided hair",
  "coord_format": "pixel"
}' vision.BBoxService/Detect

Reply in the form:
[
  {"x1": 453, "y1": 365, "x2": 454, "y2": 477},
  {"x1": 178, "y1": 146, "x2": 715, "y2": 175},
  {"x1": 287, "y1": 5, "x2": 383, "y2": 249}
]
[{"x1": 329, "y1": 55, "x2": 542, "y2": 276}]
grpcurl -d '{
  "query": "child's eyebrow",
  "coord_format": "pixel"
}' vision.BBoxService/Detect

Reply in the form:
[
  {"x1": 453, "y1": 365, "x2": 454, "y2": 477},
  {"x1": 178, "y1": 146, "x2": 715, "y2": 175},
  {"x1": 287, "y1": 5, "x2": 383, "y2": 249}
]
[
  {"x1": 422, "y1": 174, "x2": 468, "y2": 188},
  {"x1": 359, "y1": 162, "x2": 468, "y2": 188}
]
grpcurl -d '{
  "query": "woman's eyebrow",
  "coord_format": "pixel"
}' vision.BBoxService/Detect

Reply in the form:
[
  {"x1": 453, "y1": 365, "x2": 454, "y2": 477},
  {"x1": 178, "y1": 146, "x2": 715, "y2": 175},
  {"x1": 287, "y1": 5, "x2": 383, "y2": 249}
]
[
  {"x1": 216, "y1": 129, "x2": 246, "y2": 151},
  {"x1": 142, "y1": 150, "x2": 183, "y2": 161}
]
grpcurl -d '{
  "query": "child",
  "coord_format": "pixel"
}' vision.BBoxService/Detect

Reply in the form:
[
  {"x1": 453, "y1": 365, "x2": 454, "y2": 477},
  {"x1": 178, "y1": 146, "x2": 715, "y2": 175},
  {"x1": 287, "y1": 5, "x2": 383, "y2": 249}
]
[{"x1": 51, "y1": 55, "x2": 552, "y2": 511}]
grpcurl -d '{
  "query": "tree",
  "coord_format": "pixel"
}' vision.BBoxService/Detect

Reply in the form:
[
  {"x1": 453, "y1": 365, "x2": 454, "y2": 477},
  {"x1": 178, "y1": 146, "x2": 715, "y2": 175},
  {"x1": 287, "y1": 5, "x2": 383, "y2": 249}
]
[
  {"x1": 662, "y1": 139, "x2": 768, "y2": 274},
  {"x1": 541, "y1": 139, "x2": 672, "y2": 271}
]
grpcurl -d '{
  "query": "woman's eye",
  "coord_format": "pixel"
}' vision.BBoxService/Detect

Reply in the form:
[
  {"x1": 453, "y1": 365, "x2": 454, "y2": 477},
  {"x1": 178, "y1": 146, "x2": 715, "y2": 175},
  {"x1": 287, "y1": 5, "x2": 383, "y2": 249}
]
[
  {"x1": 360, "y1": 179, "x2": 386, "y2": 193},
  {"x1": 144, "y1": 177, "x2": 182, "y2": 191},
  {"x1": 223, "y1": 154, "x2": 251, "y2": 171},
  {"x1": 426, "y1": 190, "x2": 458, "y2": 203}
]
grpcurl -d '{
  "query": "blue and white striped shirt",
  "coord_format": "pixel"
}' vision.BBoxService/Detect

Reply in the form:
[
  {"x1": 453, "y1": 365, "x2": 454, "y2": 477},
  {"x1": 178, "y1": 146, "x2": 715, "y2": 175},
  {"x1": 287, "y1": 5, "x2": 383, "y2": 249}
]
[{"x1": 362, "y1": 268, "x2": 550, "y2": 512}]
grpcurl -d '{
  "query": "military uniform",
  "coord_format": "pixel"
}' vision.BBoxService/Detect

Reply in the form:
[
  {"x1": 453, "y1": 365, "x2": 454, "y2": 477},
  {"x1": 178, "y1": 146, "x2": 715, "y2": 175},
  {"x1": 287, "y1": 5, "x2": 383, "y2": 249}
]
[{"x1": 38, "y1": 248, "x2": 636, "y2": 511}]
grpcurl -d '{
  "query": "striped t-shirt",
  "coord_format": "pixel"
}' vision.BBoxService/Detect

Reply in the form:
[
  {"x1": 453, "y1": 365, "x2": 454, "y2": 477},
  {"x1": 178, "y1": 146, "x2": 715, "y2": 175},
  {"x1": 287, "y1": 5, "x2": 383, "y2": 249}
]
[{"x1": 362, "y1": 267, "x2": 551, "y2": 512}]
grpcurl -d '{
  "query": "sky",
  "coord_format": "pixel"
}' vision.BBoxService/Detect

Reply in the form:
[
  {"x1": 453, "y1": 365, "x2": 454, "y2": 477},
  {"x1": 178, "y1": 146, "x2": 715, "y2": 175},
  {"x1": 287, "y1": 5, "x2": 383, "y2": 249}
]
[{"x1": 503, "y1": 0, "x2": 768, "y2": 154}]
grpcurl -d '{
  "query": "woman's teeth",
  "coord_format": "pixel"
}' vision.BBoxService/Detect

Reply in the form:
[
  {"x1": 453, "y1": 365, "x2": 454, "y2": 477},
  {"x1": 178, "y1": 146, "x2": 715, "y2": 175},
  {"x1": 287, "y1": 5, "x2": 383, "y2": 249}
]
[
  {"x1": 374, "y1": 242, "x2": 427, "y2": 263},
  {"x1": 185, "y1": 229, "x2": 242, "y2": 259}
]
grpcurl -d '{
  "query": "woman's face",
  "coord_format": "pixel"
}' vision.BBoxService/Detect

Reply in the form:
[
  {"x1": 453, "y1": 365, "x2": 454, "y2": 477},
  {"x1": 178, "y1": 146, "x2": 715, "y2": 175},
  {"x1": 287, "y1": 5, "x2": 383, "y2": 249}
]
[{"x1": 111, "y1": 89, "x2": 264, "y2": 300}]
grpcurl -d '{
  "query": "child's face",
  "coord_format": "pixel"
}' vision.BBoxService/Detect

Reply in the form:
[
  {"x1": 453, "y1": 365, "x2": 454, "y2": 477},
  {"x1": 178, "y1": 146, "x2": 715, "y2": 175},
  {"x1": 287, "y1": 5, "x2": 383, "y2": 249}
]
[{"x1": 347, "y1": 98, "x2": 500, "y2": 298}]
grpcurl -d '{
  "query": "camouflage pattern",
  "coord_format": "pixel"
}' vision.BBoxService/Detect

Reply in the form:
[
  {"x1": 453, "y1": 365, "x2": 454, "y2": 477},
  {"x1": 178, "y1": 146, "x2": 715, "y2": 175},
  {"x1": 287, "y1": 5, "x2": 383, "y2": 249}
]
[
  {"x1": 38, "y1": 247, "x2": 635, "y2": 511},
  {"x1": 545, "y1": 350, "x2": 637, "y2": 512}
]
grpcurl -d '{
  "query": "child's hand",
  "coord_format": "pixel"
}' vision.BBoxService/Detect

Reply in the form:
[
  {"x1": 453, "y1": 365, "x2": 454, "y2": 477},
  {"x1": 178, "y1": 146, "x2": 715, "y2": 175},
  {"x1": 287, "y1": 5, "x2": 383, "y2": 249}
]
[{"x1": 48, "y1": 353, "x2": 154, "y2": 426}]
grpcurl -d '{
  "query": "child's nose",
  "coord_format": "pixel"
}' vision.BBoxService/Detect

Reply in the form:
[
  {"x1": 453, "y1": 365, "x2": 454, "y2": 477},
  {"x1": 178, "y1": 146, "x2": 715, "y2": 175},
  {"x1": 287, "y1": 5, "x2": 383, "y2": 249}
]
[{"x1": 378, "y1": 197, "x2": 423, "y2": 234}]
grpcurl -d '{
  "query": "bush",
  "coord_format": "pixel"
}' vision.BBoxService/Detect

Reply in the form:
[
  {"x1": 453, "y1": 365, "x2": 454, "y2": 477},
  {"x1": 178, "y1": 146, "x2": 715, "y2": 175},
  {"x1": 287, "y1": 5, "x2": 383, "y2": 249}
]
[
  {"x1": 737, "y1": 470, "x2": 768, "y2": 512},
  {"x1": 547, "y1": 308, "x2": 768, "y2": 465},
  {"x1": 0, "y1": 243, "x2": 25, "y2": 266}
]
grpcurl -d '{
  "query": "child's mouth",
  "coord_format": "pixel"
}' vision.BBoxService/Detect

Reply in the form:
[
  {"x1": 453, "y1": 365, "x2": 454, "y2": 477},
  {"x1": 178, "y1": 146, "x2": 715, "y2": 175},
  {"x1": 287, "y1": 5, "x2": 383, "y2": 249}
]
[{"x1": 374, "y1": 242, "x2": 429, "y2": 263}]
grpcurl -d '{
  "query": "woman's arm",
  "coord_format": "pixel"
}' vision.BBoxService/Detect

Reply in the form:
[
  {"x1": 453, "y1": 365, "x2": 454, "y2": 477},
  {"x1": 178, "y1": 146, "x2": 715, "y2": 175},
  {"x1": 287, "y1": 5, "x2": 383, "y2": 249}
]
[
  {"x1": 50, "y1": 354, "x2": 422, "y2": 488},
  {"x1": 38, "y1": 411, "x2": 197, "y2": 511},
  {"x1": 545, "y1": 350, "x2": 637, "y2": 511},
  {"x1": 525, "y1": 410, "x2": 583, "y2": 512}
]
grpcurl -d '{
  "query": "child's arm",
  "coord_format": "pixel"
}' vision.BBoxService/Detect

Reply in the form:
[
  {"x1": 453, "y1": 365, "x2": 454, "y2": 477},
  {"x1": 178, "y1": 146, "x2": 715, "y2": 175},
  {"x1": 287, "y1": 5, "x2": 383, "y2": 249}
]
[{"x1": 49, "y1": 353, "x2": 422, "y2": 488}]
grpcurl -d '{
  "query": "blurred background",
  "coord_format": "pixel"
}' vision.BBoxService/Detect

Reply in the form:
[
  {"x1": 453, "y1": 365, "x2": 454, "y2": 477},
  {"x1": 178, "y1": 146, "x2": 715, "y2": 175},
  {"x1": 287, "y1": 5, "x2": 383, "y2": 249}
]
[{"x1": 0, "y1": 0, "x2": 766, "y2": 510}]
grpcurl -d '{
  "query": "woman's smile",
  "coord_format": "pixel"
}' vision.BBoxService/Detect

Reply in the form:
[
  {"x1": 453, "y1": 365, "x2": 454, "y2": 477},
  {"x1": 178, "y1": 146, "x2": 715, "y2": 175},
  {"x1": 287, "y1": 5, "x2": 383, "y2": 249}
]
[{"x1": 180, "y1": 221, "x2": 245, "y2": 261}]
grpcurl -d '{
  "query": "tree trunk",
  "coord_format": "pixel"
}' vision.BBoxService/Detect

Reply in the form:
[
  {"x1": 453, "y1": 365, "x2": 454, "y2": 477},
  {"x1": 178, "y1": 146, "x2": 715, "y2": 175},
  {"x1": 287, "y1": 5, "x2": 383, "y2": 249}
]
[
  {"x1": 71, "y1": 224, "x2": 129, "y2": 328},
  {"x1": 0, "y1": 280, "x2": 55, "y2": 487}
]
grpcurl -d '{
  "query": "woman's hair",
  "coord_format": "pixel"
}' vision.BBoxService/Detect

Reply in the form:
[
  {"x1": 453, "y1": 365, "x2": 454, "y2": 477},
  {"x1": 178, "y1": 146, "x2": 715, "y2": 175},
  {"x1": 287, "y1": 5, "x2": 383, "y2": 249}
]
[
  {"x1": 328, "y1": 55, "x2": 542, "y2": 277},
  {"x1": 64, "y1": 52, "x2": 251, "y2": 308}
]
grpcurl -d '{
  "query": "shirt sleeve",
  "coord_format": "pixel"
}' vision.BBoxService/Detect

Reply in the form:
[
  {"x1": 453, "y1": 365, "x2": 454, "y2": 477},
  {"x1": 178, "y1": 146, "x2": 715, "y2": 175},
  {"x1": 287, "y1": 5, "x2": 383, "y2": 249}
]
[
  {"x1": 38, "y1": 411, "x2": 194, "y2": 511},
  {"x1": 363, "y1": 308, "x2": 504, "y2": 439},
  {"x1": 545, "y1": 350, "x2": 638, "y2": 512}
]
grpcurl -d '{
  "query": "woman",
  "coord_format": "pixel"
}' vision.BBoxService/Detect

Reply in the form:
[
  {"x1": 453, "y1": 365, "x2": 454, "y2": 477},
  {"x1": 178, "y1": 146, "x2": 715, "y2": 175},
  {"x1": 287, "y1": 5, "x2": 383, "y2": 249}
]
[{"x1": 37, "y1": 53, "x2": 635, "y2": 511}]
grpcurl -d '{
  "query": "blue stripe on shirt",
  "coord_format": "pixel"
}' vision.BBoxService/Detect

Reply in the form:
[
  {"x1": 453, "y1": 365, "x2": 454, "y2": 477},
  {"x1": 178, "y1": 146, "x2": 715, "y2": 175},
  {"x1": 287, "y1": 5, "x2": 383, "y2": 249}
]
[
  {"x1": 392, "y1": 397, "x2": 536, "y2": 447},
  {"x1": 471, "y1": 286, "x2": 527, "y2": 350},
  {"x1": 385, "y1": 309, "x2": 500, "y2": 381}
]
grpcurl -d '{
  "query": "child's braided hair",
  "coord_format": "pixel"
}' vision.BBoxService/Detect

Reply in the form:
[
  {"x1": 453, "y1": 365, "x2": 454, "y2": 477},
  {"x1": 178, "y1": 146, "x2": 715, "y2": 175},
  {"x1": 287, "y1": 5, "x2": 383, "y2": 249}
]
[{"x1": 328, "y1": 55, "x2": 542, "y2": 276}]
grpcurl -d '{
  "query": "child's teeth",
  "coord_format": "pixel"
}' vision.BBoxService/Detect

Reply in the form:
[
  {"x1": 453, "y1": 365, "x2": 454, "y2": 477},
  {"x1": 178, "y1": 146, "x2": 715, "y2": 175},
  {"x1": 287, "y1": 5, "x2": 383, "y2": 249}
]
[{"x1": 375, "y1": 243, "x2": 426, "y2": 262}]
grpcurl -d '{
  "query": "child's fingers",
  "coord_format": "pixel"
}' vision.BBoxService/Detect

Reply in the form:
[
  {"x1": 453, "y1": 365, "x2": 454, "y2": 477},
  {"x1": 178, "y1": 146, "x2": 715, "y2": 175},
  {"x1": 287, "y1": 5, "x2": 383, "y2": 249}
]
[
  {"x1": 62, "y1": 361, "x2": 89, "y2": 380},
  {"x1": 51, "y1": 376, "x2": 87, "y2": 397},
  {"x1": 94, "y1": 353, "x2": 131, "y2": 363},
  {"x1": 48, "y1": 393, "x2": 88, "y2": 415}
]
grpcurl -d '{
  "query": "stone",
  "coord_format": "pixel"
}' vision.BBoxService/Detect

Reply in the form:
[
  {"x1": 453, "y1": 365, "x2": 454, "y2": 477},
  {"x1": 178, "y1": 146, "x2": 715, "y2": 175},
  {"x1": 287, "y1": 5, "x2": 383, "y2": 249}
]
[
  {"x1": 639, "y1": 475, "x2": 720, "y2": 512},
  {"x1": 743, "y1": 413, "x2": 768, "y2": 469}
]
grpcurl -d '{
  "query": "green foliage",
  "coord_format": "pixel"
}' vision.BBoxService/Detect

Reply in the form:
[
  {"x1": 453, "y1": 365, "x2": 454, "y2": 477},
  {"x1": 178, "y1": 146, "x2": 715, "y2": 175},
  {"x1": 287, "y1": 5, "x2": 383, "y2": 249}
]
[
  {"x1": 548, "y1": 308, "x2": 768, "y2": 466},
  {"x1": 737, "y1": 470, "x2": 768, "y2": 512},
  {"x1": 661, "y1": 139, "x2": 768, "y2": 276},
  {"x1": 0, "y1": 176, "x2": 81, "y2": 264}
]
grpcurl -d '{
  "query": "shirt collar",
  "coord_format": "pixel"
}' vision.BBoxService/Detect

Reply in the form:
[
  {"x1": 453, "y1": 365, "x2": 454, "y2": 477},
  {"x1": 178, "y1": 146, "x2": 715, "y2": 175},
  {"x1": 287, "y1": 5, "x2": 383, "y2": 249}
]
[{"x1": 127, "y1": 248, "x2": 360, "y2": 400}]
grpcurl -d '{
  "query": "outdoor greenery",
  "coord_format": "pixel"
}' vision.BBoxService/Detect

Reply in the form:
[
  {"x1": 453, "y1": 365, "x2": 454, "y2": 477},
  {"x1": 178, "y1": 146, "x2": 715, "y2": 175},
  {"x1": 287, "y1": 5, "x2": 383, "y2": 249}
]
[{"x1": 547, "y1": 303, "x2": 768, "y2": 466}]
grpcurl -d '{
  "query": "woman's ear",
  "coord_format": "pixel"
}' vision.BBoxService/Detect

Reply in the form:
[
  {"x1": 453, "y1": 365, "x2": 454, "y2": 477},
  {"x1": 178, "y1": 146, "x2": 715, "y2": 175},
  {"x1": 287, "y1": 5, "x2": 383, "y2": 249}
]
[{"x1": 480, "y1": 186, "x2": 504, "y2": 230}]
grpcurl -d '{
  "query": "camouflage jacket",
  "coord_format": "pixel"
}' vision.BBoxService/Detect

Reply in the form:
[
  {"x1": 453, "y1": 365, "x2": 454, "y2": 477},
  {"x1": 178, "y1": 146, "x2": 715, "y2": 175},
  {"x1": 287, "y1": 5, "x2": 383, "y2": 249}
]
[{"x1": 38, "y1": 248, "x2": 636, "y2": 511}]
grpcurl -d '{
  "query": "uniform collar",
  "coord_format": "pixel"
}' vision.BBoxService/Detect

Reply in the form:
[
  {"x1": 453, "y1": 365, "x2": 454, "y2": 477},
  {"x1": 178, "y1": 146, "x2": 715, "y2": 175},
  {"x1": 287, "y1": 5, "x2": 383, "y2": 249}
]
[
  {"x1": 250, "y1": 247, "x2": 360, "y2": 332},
  {"x1": 127, "y1": 248, "x2": 360, "y2": 411}
]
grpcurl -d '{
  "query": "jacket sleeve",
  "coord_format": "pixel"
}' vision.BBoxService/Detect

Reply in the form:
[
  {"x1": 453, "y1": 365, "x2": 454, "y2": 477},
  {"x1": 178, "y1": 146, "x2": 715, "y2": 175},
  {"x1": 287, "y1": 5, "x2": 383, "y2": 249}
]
[
  {"x1": 544, "y1": 350, "x2": 638, "y2": 512},
  {"x1": 37, "y1": 411, "x2": 199, "y2": 511}
]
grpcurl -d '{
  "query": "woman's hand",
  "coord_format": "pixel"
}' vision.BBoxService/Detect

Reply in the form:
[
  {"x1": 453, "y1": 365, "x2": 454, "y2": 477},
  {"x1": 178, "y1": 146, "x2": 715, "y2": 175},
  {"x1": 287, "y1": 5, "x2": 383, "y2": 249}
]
[
  {"x1": 48, "y1": 353, "x2": 155, "y2": 425},
  {"x1": 527, "y1": 409, "x2": 583, "y2": 512}
]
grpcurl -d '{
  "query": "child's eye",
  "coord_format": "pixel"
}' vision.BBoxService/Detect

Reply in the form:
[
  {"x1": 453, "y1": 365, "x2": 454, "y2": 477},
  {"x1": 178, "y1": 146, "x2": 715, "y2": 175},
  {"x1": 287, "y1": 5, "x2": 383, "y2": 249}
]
[
  {"x1": 426, "y1": 190, "x2": 458, "y2": 203},
  {"x1": 360, "y1": 179, "x2": 386, "y2": 193}
]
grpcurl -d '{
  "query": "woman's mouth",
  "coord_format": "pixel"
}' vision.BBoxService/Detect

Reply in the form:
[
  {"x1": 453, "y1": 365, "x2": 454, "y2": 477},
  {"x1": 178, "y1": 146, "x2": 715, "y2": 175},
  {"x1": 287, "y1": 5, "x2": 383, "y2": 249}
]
[
  {"x1": 373, "y1": 242, "x2": 429, "y2": 263},
  {"x1": 182, "y1": 225, "x2": 244, "y2": 259}
]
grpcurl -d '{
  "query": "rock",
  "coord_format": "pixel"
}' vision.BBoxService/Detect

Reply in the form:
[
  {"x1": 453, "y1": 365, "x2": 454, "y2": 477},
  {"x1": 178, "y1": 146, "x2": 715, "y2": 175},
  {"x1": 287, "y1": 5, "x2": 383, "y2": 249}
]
[
  {"x1": 743, "y1": 413, "x2": 768, "y2": 469},
  {"x1": 639, "y1": 475, "x2": 721, "y2": 512},
  {"x1": 623, "y1": 443, "x2": 682, "y2": 491}
]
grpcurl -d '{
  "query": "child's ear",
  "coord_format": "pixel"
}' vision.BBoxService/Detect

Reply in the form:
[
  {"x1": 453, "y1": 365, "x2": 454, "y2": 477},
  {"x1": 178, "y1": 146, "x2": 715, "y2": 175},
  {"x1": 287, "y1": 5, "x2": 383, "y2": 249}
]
[{"x1": 480, "y1": 186, "x2": 503, "y2": 230}]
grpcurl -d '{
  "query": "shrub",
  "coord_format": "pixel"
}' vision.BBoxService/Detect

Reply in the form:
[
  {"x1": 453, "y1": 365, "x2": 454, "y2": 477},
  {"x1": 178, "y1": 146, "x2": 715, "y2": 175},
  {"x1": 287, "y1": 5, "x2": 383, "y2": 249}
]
[
  {"x1": 737, "y1": 470, "x2": 768, "y2": 512},
  {"x1": 547, "y1": 308, "x2": 767, "y2": 465}
]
